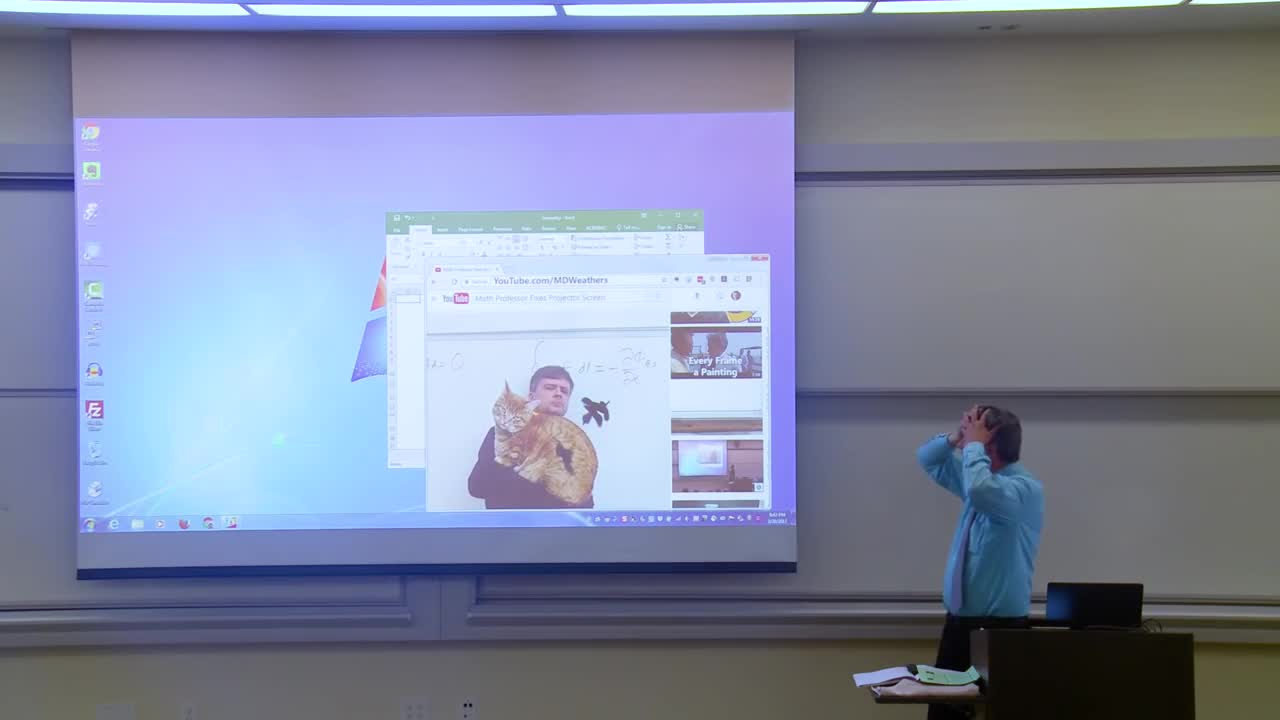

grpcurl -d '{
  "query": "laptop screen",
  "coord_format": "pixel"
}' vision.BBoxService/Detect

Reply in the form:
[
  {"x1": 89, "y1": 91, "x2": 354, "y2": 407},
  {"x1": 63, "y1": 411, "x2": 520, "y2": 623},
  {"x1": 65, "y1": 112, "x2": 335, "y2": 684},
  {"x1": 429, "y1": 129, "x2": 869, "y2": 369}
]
[{"x1": 1045, "y1": 582, "x2": 1145, "y2": 629}]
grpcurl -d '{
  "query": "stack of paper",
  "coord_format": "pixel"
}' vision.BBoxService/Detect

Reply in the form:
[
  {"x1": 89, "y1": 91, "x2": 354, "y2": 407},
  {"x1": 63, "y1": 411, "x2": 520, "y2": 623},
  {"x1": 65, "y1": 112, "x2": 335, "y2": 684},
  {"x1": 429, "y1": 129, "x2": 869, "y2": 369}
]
[
  {"x1": 853, "y1": 666, "x2": 914, "y2": 688},
  {"x1": 853, "y1": 664, "x2": 983, "y2": 700},
  {"x1": 914, "y1": 665, "x2": 981, "y2": 686},
  {"x1": 871, "y1": 679, "x2": 982, "y2": 701}
]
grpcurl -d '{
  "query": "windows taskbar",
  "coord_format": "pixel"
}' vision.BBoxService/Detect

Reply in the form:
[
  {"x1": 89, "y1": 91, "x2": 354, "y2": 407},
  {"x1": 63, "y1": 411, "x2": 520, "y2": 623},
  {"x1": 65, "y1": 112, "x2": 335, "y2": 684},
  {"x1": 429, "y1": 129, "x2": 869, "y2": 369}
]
[{"x1": 79, "y1": 510, "x2": 797, "y2": 533}]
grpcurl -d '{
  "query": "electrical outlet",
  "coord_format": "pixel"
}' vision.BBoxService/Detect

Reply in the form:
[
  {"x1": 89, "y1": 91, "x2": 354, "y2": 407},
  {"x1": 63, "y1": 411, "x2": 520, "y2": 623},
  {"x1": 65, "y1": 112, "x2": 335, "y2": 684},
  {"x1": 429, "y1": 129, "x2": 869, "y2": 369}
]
[
  {"x1": 459, "y1": 699, "x2": 477, "y2": 720},
  {"x1": 180, "y1": 702, "x2": 198, "y2": 720},
  {"x1": 401, "y1": 696, "x2": 429, "y2": 720}
]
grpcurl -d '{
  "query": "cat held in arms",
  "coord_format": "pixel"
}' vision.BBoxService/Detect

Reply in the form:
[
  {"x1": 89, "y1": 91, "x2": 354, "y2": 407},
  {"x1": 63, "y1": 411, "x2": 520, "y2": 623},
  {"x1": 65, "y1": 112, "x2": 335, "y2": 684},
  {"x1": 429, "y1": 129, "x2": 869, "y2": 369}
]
[{"x1": 491, "y1": 382, "x2": 599, "y2": 506}]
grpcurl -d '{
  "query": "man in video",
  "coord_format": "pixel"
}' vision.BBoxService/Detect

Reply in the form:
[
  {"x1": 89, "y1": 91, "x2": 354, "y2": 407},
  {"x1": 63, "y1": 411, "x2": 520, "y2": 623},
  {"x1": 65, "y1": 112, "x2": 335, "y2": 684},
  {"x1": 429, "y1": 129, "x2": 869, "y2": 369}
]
[
  {"x1": 467, "y1": 365, "x2": 594, "y2": 509},
  {"x1": 671, "y1": 327, "x2": 729, "y2": 374}
]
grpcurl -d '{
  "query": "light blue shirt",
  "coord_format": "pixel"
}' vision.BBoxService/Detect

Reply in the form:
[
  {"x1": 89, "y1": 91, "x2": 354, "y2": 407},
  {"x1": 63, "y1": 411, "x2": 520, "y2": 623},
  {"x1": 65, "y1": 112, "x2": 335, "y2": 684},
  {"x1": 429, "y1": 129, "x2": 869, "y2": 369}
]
[{"x1": 917, "y1": 434, "x2": 1044, "y2": 618}]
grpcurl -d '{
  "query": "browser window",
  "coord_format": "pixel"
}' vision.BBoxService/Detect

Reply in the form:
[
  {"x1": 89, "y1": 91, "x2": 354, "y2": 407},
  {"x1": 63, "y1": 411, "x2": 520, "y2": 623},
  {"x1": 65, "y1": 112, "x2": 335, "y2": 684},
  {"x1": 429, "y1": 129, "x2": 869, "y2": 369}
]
[{"x1": 421, "y1": 255, "x2": 770, "y2": 513}]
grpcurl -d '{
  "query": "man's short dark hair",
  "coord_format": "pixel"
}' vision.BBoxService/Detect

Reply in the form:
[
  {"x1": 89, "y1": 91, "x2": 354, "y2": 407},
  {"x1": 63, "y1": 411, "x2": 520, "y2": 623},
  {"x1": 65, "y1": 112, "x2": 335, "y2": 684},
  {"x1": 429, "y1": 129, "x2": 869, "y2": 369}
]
[
  {"x1": 529, "y1": 365, "x2": 574, "y2": 395},
  {"x1": 980, "y1": 405, "x2": 1022, "y2": 464}
]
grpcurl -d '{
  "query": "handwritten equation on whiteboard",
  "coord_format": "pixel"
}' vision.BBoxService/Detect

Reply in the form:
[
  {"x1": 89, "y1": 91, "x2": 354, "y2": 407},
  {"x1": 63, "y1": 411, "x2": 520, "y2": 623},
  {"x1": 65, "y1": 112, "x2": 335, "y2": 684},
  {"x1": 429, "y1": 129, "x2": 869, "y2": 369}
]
[
  {"x1": 531, "y1": 341, "x2": 659, "y2": 386},
  {"x1": 426, "y1": 353, "x2": 465, "y2": 372}
]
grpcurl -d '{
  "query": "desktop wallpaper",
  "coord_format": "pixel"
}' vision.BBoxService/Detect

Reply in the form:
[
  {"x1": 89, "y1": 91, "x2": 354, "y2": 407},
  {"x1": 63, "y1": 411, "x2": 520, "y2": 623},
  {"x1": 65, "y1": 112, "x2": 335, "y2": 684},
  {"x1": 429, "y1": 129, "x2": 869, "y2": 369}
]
[{"x1": 74, "y1": 111, "x2": 795, "y2": 529}]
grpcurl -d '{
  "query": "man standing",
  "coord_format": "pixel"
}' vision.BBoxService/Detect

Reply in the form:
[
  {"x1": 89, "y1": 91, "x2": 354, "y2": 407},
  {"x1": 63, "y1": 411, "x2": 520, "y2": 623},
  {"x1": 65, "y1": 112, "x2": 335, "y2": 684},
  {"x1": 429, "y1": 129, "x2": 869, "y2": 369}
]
[
  {"x1": 468, "y1": 365, "x2": 594, "y2": 509},
  {"x1": 916, "y1": 405, "x2": 1043, "y2": 720}
]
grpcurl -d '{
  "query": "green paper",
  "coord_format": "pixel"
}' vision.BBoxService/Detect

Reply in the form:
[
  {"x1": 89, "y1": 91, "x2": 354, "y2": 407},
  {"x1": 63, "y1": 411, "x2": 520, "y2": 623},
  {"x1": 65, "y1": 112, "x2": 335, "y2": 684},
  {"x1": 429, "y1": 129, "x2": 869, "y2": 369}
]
[{"x1": 914, "y1": 665, "x2": 981, "y2": 686}]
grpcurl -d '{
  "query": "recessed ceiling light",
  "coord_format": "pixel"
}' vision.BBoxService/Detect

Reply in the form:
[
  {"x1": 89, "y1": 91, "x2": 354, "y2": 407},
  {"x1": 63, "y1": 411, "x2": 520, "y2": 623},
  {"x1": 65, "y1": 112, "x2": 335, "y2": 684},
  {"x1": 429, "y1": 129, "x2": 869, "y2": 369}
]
[
  {"x1": 563, "y1": 2, "x2": 870, "y2": 17},
  {"x1": 0, "y1": 0, "x2": 249, "y2": 14},
  {"x1": 873, "y1": 0, "x2": 1182, "y2": 13},
  {"x1": 246, "y1": 3, "x2": 558, "y2": 17},
  {"x1": 1189, "y1": 0, "x2": 1280, "y2": 6}
]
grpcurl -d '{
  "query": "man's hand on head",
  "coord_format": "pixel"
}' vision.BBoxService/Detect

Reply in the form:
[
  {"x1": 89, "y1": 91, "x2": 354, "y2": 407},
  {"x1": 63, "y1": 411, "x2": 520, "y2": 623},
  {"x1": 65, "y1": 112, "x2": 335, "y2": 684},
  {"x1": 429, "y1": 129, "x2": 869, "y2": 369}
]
[
  {"x1": 948, "y1": 405, "x2": 978, "y2": 446},
  {"x1": 962, "y1": 407, "x2": 997, "y2": 447}
]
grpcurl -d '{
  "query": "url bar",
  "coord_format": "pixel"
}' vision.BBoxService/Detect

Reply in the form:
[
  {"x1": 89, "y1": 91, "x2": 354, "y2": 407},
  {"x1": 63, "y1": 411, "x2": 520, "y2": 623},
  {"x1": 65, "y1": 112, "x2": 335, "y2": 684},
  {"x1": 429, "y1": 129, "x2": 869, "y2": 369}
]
[
  {"x1": 459, "y1": 274, "x2": 672, "y2": 288},
  {"x1": 457, "y1": 288, "x2": 666, "y2": 306}
]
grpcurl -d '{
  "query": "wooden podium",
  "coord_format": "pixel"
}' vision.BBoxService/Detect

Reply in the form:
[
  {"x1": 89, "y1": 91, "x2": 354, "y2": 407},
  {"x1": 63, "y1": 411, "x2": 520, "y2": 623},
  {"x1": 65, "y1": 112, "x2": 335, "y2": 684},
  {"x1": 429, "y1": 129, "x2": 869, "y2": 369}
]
[{"x1": 972, "y1": 628, "x2": 1195, "y2": 720}]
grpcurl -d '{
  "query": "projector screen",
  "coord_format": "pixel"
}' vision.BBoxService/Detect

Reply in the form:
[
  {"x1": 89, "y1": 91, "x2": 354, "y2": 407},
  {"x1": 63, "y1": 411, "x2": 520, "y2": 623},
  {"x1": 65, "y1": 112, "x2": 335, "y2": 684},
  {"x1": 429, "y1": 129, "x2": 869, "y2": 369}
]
[{"x1": 71, "y1": 33, "x2": 796, "y2": 577}]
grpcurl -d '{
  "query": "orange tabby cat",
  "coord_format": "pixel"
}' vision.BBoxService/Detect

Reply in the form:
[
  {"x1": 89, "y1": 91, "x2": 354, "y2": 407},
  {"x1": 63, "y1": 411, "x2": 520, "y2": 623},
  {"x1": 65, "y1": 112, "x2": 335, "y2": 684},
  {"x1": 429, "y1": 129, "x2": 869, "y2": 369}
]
[{"x1": 492, "y1": 382, "x2": 598, "y2": 506}]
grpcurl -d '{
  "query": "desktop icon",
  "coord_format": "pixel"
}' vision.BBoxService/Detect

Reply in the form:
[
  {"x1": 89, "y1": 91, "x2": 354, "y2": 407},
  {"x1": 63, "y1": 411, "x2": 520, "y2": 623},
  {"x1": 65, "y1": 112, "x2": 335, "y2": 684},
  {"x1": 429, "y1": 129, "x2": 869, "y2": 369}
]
[
  {"x1": 83, "y1": 518, "x2": 96, "y2": 531},
  {"x1": 83, "y1": 202, "x2": 100, "y2": 222},
  {"x1": 155, "y1": 519, "x2": 166, "y2": 529},
  {"x1": 107, "y1": 518, "x2": 120, "y2": 530},
  {"x1": 85, "y1": 321, "x2": 103, "y2": 341},
  {"x1": 85, "y1": 362, "x2": 103, "y2": 379},
  {"x1": 83, "y1": 281, "x2": 104, "y2": 301},
  {"x1": 203, "y1": 516, "x2": 215, "y2": 529},
  {"x1": 87, "y1": 441, "x2": 102, "y2": 460},
  {"x1": 81, "y1": 161, "x2": 101, "y2": 181},
  {"x1": 222, "y1": 516, "x2": 239, "y2": 529},
  {"x1": 131, "y1": 519, "x2": 145, "y2": 530},
  {"x1": 82, "y1": 243, "x2": 103, "y2": 264},
  {"x1": 87, "y1": 480, "x2": 103, "y2": 498},
  {"x1": 179, "y1": 518, "x2": 191, "y2": 529},
  {"x1": 80, "y1": 122, "x2": 100, "y2": 144},
  {"x1": 84, "y1": 400, "x2": 104, "y2": 420}
]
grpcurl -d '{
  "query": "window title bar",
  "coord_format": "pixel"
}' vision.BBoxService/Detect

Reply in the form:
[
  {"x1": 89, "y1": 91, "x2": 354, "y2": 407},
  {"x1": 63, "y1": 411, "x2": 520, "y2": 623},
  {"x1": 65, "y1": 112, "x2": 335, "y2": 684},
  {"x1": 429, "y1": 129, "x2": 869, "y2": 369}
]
[{"x1": 387, "y1": 209, "x2": 704, "y2": 235}]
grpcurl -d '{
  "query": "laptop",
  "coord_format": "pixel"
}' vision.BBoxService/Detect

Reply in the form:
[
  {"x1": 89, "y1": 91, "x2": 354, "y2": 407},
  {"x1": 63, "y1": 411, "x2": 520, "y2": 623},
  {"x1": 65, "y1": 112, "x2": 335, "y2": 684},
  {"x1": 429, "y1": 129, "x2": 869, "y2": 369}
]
[{"x1": 1044, "y1": 582, "x2": 1144, "y2": 629}]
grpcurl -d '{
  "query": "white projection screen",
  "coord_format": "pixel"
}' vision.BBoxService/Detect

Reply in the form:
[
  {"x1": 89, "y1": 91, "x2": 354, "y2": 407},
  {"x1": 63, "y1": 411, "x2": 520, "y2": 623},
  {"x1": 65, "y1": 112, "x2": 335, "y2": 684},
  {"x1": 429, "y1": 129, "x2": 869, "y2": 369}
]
[{"x1": 70, "y1": 32, "x2": 796, "y2": 578}]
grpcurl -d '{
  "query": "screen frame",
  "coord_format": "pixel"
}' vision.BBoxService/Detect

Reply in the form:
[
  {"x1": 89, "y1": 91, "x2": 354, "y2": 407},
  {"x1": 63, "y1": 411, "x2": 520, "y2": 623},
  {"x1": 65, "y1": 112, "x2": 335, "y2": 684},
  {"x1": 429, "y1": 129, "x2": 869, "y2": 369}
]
[
  {"x1": 77, "y1": 525, "x2": 797, "y2": 579},
  {"x1": 70, "y1": 31, "x2": 797, "y2": 581}
]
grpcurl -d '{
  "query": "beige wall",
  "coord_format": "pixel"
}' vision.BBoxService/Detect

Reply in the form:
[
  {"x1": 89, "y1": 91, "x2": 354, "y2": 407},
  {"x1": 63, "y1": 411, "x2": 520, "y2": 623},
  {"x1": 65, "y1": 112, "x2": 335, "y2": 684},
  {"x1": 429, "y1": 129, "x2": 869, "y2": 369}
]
[
  {"x1": 796, "y1": 31, "x2": 1280, "y2": 145},
  {"x1": 2, "y1": 640, "x2": 1276, "y2": 720},
  {"x1": 0, "y1": 36, "x2": 69, "y2": 145},
  {"x1": 71, "y1": 31, "x2": 793, "y2": 118},
  {"x1": 2, "y1": 28, "x2": 1278, "y2": 719}
]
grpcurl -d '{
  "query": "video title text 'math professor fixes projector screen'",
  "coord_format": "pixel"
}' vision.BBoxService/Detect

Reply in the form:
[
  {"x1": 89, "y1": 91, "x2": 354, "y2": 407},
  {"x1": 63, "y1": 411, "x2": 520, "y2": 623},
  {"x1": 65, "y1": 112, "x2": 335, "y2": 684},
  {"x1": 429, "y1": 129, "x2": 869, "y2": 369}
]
[{"x1": 70, "y1": 33, "x2": 796, "y2": 577}]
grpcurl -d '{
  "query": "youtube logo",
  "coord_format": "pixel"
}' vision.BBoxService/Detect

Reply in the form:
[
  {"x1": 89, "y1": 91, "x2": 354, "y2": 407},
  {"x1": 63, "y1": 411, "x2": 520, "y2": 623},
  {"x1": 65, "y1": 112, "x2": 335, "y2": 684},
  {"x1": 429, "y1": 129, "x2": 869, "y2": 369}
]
[{"x1": 453, "y1": 292, "x2": 470, "y2": 304}]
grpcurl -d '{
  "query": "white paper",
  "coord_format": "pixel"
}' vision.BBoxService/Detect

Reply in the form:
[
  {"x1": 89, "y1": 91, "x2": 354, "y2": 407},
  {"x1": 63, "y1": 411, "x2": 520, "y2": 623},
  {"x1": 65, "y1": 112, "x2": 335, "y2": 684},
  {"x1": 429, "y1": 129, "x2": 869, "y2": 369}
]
[
  {"x1": 873, "y1": 679, "x2": 981, "y2": 700},
  {"x1": 853, "y1": 666, "x2": 914, "y2": 687}
]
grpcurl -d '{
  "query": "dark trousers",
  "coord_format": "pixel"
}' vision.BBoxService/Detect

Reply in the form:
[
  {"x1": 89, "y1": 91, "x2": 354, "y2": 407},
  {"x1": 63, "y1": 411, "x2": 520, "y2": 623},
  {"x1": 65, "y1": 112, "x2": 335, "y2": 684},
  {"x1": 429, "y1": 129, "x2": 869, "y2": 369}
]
[{"x1": 928, "y1": 614, "x2": 1029, "y2": 720}]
